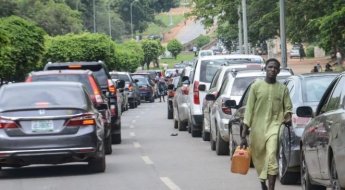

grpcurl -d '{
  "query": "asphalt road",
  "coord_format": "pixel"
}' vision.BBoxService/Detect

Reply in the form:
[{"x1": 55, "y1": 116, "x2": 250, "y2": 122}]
[
  {"x1": 0, "y1": 101, "x2": 301, "y2": 190},
  {"x1": 175, "y1": 20, "x2": 206, "y2": 44}
]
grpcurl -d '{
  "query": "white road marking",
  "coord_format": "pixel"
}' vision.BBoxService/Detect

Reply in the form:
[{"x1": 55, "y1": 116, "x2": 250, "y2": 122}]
[
  {"x1": 141, "y1": 156, "x2": 154, "y2": 165},
  {"x1": 130, "y1": 132, "x2": 136, "y2": 137},
  {"x1": 129, "y1": 125, "x2": 135, "y2": 129},
  {"x1": 160, "y1": 177, "x2": 181, "y2": 190},
  {"x1": 133, "y1": 142, "x2": 141, "y2": 148}
]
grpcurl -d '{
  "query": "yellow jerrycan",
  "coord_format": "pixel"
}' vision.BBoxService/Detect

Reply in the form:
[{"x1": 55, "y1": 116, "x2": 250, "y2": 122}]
[{"x1": 231, "y1": 146, "x2": 251, "y2": 175}]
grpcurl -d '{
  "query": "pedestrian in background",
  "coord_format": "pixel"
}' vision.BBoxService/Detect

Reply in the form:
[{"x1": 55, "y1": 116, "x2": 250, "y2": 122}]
[
  {"x1": 157, "y1": 78, "x2": 167, "y2": 102},
  {"x1": 316, "y1": 62, "x2": 322, "y2": 72},
  {"x1": 299, "y1": 44, "x2": 306, "y2": 62},
  {"x1": 311, "y1": 66, "x2": 319, "y2": 73},
  {"x1": 336, "y1": 50, "x2": 342, "y2": 65},
  {"x1": 241, "y1": 58, "x2": 292, "y2": 190},
  {"x1": 325, "y1": 63, "x2": 333, "y2": 72}
]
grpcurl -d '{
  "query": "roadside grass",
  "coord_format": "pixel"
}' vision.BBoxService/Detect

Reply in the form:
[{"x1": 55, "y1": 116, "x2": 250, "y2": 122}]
[
  {"x1": 143, "y1": 14, "x2": 185, "y2": 35},
  {"x1": 159, "y1": 51, "x2": 195, "y2": 68}
]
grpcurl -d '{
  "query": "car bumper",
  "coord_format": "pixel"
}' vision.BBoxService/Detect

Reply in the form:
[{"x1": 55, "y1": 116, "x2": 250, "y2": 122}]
[{"x1": 219, "y1": 118, "x2": 230, "y2": 142}]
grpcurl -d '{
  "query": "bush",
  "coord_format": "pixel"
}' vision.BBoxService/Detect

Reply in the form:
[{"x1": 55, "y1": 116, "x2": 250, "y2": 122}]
[
  {"x1": 306, "y1": 46, "x2": 315, "y2": 57},
  {"x1": 167, "y1": 39, "x2": 183, "y2": 59},
  {"x1": 195, "y1": 35, "x2": 210, "y2": 49},
  {"x1": 115, "y1": 40, "x2": 144, "y2": 72}
]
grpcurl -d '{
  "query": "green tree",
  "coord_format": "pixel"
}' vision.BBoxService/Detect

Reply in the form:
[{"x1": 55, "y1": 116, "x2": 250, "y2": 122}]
[
  {"x1": 167, "y1": 39, "x2": 183, "y2": 59},
  {"x1": 15, "y1": 0, "x2": 83, "y2": 36},
  {"x1": 0, "y1": 0, "x2": 17, "y2": 17},
  {"x1": 0, "y1": 16, "x2": 45, "y2": 81},
  {"x1": 195, "y1": 35, "x2": 210, "y2": 49},
  {"x1": 44, "y1": 33, "x2": 117, "y2": 69},
  {"x1": 141, "y1": 39, "x2": 161, "y2": 69},
  {"x1": 115, "y1": 40, "x2": 144, "y2": 72}
]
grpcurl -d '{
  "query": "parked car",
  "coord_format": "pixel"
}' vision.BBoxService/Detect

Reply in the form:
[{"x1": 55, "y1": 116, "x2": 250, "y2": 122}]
[
  {"x1": 201, "y1": 64, "x2": 262, "y2": 141},
  {"x1": 187, "y1": 55, "x2": 265, "y2": 137},
  {"x1": 131, "y1": 72, "x2": 155, "y2": 87},
  {"x1": 44, "y1": 61, "x2": 123, "y2": 144},
  {"x1": 290, "y1": 45, "x2": 300, "y2": 59},
  {"x1": 198, "y1": 50, "x2": 214, "y2": 58},
  {"x1": 0, "y1": 82, "x2": 106, "y2": 172},
  {"x1": 26, "y1": 70, "x2": 113, "y2": 154},
  {"x1": 212, "y1": 70, "x2": 292, "y2": 155},
  {"x1": 109, "y1": 71, "x2": 139, "y2": 109},
  {"x1": 296, "y1": 72, "x2": 345, "y2": 190},
  {"x1": 167, "y1": 76, "x2": 180, "y2": 119},
  {"x1": 173, "y1": 66, "x2": 193, "y2": 131},
  {"x1": 131, "y1": 75, "x2": 155, "y2": 102},
  {"x1": 112, "y1": 79, "x2": 128, "y2": 112},
  {"x1": 278, "y1": 73, "x2": 338, "y2": 184}
]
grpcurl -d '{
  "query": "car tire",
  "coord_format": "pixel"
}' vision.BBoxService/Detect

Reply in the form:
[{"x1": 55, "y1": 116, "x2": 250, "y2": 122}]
[
  {"x1": 210, "y1": 128, "x2": 216, "y2": 151},
  {"x1": 134, "y1": 101, "x2": 138, "y2": 108},
  {"x1": 215, "y1": 129, "x2": 229, "y2": 155},
  {"x1": 88, "y1": 146, "x2": 106, "y2": 173},
  {"x1": 112, "y1": 133, "x2": 121, "y2": 144},
  {"x1": 331, "y1": 156, "x2": 344, "y2": 190},
  {"x1": 178, "y1": 120, "x2": 187, "y2": 131},
  {"x1": 150, "y1": 96, "x2": 155, "y2": 103},
  {"x1": 278, "y1": 141, "x2": 299, "y2": 184},
  {"x1": 191, "y1": 124, "x2": 201, "y2": 137},
  {"x1": 105, "y1": 134, "x2": 112, "y2": 155},
  {"x1": 168, "y1": 105, "x2": 173, "y2": 119},
  {"x1": 300, "y1": 151, "x2": 326, "y2": 190},
  {"x1": 129, "y1": 102, "x2": 135, "y2": 109},
  {"x1": 202, "y1": 118, "x2": 210, "y2": 141}
]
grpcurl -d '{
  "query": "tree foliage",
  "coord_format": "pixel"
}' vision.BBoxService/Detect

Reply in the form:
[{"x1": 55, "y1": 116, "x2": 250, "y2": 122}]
[
  {"x1": 167, "y1": 39, "x2": 183, "y2": 59},
  {"x1": 141, "y1": 39, "x2": 161, "y2": 69},
  {"x1": 0, "y1": 16, "x2": 45, "y2": 81},
  {"x1": 195, "y1": 35, "x2": 211, "y2": 49},
  {"x1": 115, "y1": 40, "x2": 144, "y2": 72}
]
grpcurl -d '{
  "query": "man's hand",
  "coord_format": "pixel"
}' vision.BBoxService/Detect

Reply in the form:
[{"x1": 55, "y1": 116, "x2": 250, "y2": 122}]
[
  {"x1": 284, "y1": 113, "x2": 292, "y2": 123},
  {"x1": 240, "y1": 137, "x2": 248, "y2": 149}
]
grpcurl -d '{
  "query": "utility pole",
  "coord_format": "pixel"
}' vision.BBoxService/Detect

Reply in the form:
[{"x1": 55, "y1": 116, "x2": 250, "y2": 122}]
[
  {"x1": 130, "y1": 0, "x2": 138, "y2": 39},
  {"x1": 93, "y1": 0, "x2": 96, "y2": 33},
  {"x1": 242, "y1": 0, "x2": 248, "y2": 54},
  {"x1": 280, "y1": 0, "x2": 287, "y2": 68},
  {"x1": 238, "y1": 6, "x2": 243, "y2": 54},
  {"x1": 108, "y1": 2, "x2": 112, "y2": 39}
]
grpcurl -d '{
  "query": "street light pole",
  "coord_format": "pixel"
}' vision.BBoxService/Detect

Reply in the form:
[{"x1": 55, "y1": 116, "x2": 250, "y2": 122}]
[
  {"x1": 108, "y1": 2, "x2": 112, "y2": 39},
  {"x1": 242, "y1": 0, "x2": 248, "y2": 54},
  {"x1": 130, "y1": 0, "x2": 138, "y2": 39},
  {"x1": 280, "y1": 0, "x2": 287, "y2": 68},
  {"x1": 93, "y1": 0, "x2": 96, "y2": 33}
]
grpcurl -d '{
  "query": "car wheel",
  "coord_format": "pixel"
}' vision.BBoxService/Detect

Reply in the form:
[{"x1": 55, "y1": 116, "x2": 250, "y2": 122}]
[
  {"x1": 215, "y1": 129, "x2": 229, "y2": 155},
  {"x1": 191, "y1": 124, "x2": 201, "y2": 137},
  {"x1": 229, "y1": 131, "x2": 236, "y2": 158},
  {"x1": 278, "y1": 141, "x2": 299, "y2": 184},
  {"x1": 331, "y1": 156, "x2": 344, "y2": 190},
  {"x1": 300, "y1": 151, "x2": 326, "y2": 190},
  {"x1": 168, "y1": 105, "x2": 173, "y2": 119},
  {"x1": 129, "y1": 102, "x2": 135, "y2": 109},
  {"x1": 202, "y1": 118, "x2": 210, "y2": 141},
  {"x1": 88, "y1": 145, "x2": 106, "y2": 173},
  {"x1": 150, "y1": 96, "x2": 155, "y2": 103},
  {"x1": 105, "y1": 134, "x2": 112, "y2": 155},
  {"x1": 178, "y1": 120, "x2": 187, "y2": 131},
  {"x1": 134, "y1": 101, "x2": 138, "y2": 108},
  {"x1": 137, "y1": 99, "x2": 141, "y2": 105},
  {"x1": 112, "y1": 133, "x2": 121, "y2": 144}
]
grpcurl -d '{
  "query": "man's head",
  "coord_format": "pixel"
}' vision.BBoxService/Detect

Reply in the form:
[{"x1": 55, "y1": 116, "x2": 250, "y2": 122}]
[{"x1": 265, "y1": 58, "x2": 280, "y2": 80}]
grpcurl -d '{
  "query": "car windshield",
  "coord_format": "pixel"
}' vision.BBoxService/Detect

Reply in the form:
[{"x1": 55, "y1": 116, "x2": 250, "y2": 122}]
[
  {"x1": 31, "y1": 74, "x2": 93, "y2": 95},
  {"x1": 0, "y1": 85, "x2": 85, "y2": 111},
  {"x1": 200, "y1": 51, "x2": 213, "y2": 57},
  {"x1": 303, "y1": 76, "x2": 335, "y2": 102},
  {"x1": 92, "y1": 68, "x2": 108, "y2": 87},
  {"x1": 231, "y1": 77, "x2": 257, "y2": 96},
  {"x1": 110, "y1": 74, "x2": 130, "y2": 82},
  {"x1": 199, "y1": 60, "x2": 226, "y2": 82}
]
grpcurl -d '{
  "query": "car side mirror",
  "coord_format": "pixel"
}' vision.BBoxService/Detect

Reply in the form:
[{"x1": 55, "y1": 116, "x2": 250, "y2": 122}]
[
  {"x1": 205, "y1": 94, "x2": 216, "y2": 101},
  {"x1": 296, "y1": 106, "x2": 313, "y2": 118},
  {"x1": 96, "y1": 103, "x2": 108, "y2": 110},
  {"x1": 225, "y1": 99, "x2": 237, "y2": 109},
  {"x1": 117, "y1": 80, "x2": 125, "y2": 89},
  {"x1": 167, "y1": 84, "x2": 174, "y2": 90},
  {"x1": 198, "y1": 84, "x2": 206, "y2": 91}
]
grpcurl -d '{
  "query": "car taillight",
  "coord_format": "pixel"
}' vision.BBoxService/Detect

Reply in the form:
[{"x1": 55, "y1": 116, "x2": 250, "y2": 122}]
[
  {"x1": 193, "y1": 81, "x2": 200, "y2": 104},
  {"x1": 66, "y1": 114, "x2": 96, "y2": 127},
  {"x1": 89, "y1": 76, "x2": 103, "y2": 104},
  {"x1": 221, "y1": 99, "x2": 232, "y2": 115},
  {"x1": 0, "y1": 117, "x2": 18, "y2": 129},
  {"x1": 25, "y1": 76, "x2": 32, "y2": 82},
  {"x1": 108, "y1": 79, "x2": 116, "y2": 95},
  {"x1": 292, "y1": 115, "x2": 310, "y2": 128}
]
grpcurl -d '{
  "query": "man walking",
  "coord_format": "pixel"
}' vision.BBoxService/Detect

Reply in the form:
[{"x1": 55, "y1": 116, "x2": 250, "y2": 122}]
[{"x1": 241, "y1": 58, "x2": 292, "y2": 190}]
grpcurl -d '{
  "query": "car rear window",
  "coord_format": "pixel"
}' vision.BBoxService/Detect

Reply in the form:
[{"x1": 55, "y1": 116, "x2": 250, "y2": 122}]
[
  {"x1": 199, "y1": 60, "x2": 225, "y2": 83},
  {"x1": 133, "y1": 77, "x2": 148, "y2": 86},
  {"x1": 231, "y1": 77, "x2": 257, "y2": 96},
  {"x1": 110, "y1": 74, "x2": 130, "y2": 82},
  {"x1": 303, "y1": 76, "x2": 335, "y2": 102},
  {"x1": 31, "y1": 74, "x2": 93, "y2": 95},
  {"x1": 0, "y1": 86, "x2": 86, "y2": 110}
]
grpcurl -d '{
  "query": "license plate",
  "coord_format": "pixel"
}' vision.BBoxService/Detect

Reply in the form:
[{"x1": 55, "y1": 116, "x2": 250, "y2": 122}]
[{"x1": 31, "y1": 120, "x2": 54, "y2": 132}]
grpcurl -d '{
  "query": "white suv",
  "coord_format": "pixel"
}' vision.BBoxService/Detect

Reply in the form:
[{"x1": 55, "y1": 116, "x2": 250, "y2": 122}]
[{"x1": 187, "y1": 54, "x2": 264, "y2": 137}]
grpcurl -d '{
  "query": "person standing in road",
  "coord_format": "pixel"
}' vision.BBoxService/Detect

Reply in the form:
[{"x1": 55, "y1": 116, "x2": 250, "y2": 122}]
[
  {"x1": 336, "y1": 50, "x2": 342, "y2": 65},
  {"x1": 241, "y1": 58, "x2": 292, "y2": 190},
  {"x1": 299, "y1": 44, "x2": 306, "y2": 62},
  {"x1": 157, "y1": 78, "x2": 167, "y2": 102}
]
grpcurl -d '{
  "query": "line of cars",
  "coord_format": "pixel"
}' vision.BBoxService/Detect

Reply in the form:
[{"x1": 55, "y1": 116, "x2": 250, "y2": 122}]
[
  {"x1": 0, "y1": 61, "x2": 151, "y2": 173},
  {"x1": 167, "y1": 53, "x2": 345, "y2": 189}
]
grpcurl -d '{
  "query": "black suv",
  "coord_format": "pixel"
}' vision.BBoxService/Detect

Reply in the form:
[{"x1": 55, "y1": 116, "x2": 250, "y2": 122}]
[{"x1": 44, "y1": 61, "x2": 123, "y2": 144}]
